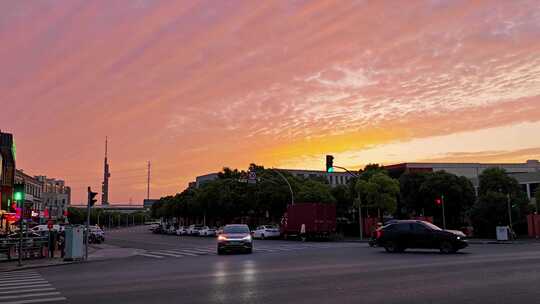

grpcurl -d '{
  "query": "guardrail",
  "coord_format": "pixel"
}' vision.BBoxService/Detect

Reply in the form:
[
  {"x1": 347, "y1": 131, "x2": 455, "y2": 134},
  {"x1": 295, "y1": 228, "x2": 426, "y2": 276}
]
[{"x1": 0, "y1": 236, "x2": 49, "y2": 261}]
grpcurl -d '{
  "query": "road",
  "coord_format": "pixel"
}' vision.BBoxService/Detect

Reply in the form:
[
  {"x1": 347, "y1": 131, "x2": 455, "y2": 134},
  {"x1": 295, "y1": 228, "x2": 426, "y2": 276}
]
[{"x1": 11, "y1": 226, "x2": 540, "y2": 304}]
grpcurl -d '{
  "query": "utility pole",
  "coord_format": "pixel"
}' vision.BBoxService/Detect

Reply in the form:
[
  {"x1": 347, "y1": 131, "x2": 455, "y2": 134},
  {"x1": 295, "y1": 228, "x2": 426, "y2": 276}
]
[
  {"x1": 507, "y1": 193, "x2": 513, "y2": 231},
  {"x1": 101, "y1": 137, "x2": 111, "y2": 206},
  {"x1": 441, "y1": 194, "x2": 447, "y2": 230},
  {"x1": 147, "y1": 161, "x2": 151, "y2": 200}
]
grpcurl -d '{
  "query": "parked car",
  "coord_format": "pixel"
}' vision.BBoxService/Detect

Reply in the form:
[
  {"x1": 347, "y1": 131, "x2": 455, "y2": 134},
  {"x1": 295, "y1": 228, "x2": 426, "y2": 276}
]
[
  {"x1": 31, "y1": 224, "x2": 62, "y2": 233},
  {"x1": 217, "y1": 224, "x2": 253, "y2": 254},
  {"x1": 166, "y1": 225, "x2": 177, "y2": 235},
  {"x1": 152, "y1": 225, "x2": 164, "y2": 234},
  {"x1": 187, "y1": 225, "x2": 204, "y2": 236},
  {"x1": 253, "y1": 225, "x2": 280, "y2": 239},
  {"x1": 200, "y1": 227, "x2": 217, "y2": 236},
  {"x1": 176, "y1": 226, "x2": 189, "y2": 236},
  {"x1": 149, "y1": 223, "x2": 160, "y2": 231},
  {"x1": 373, "y1": 220, "x2": 468, "y2": 254}
]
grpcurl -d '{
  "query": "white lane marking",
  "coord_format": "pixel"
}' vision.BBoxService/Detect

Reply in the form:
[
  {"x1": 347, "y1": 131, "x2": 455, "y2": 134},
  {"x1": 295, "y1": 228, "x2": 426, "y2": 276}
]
[
  {"x1": 0, "y1": 292, "x2": 61, "y2": 300},
  {"x1": 0, "y1": 288, "x2": 56, "y2": 295},
  {"x1": 183, "y1": 248, "x2": 214, "y2": 254},
  {"x1": 174, "y1": 249, "x2": 207, "y2": 255},
  {"x1": 0, "y1": 274, "x2": 41, "y2": 280},
  {"x1": 136, "y1": 253, "x2": 164, "y2": 259},
  {"x1": 0, "y1": 297, "x2": 67, "y2": 304},
  {"x1": 1, "y1": 285, "x2": 52, "y2": 291},
  {"x1": 0, "y1": 277, "x2": 42, "y2": 283},
  {"x1": 168, "y1": 250, "x2": 198, "y2": 256},
  {"x1": 1, "y1": 281, "x2": 49, "y2": 288},
  {"x1": 149, "y1": 251, "x2": 184, "y2": 258}
]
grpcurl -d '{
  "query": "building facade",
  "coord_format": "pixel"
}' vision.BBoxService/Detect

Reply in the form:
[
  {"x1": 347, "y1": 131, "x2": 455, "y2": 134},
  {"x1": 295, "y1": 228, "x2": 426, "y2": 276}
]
[
  {"x1": 0, "y1": 131, "x2": 15, "y2": 212},
  {"x1": 14, "y1": 169, "x2": 43, "y2": 212},
  {"x1": 36, "y1": 176, "x2": 71, "y2": 219},
  {"x1": 385, "y1": 160, "x2": 540, "y2": 200}
]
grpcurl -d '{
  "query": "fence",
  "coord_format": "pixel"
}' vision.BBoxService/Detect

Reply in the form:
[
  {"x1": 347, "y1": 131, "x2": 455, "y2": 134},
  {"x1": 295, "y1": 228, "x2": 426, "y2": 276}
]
[{"x1": 0, "y1": 235, "x2": 49, "y2": 261}]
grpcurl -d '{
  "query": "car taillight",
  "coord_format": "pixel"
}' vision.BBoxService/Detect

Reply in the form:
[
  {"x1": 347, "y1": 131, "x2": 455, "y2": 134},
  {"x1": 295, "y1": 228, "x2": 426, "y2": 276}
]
[{"x1": 376, "y1": 230, "x2": 383, "y2": 239}]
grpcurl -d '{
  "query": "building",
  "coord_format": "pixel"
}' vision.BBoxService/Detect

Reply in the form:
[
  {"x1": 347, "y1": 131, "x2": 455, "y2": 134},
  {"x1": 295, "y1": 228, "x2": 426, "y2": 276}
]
[
  {"x1": 14, "y1": 169, "x2": 43, "y2": 212},
  {"x1": 0, "y1": 131, "x2": 15, "y2": 213},
  {"x1": 194, "y1": 169, "x2": 353, "y2": 188},
  {"x1": 384, "y1": 160, "x2": 540, "y2": 200},
  {"x1": 36, "y1": 176, "x2": 71, "y2": 219},
  {"x1": 143, "y1": 199, "x2": 158, "y2": 209}
]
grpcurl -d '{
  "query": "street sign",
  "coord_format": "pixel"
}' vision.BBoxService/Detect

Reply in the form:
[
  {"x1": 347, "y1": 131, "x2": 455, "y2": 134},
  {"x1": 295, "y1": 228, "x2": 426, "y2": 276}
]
[{"x1": 248, "y1": 171, "x2": 257, "y2": 184}]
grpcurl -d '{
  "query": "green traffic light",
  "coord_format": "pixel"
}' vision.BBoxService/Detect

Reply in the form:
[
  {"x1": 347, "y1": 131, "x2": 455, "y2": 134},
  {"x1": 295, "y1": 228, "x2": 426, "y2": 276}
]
[
  {"x1": 327, "y1": 167, "x2": 334, "y2": 173},
  {"x1": 14, "y1": 192, "x2": 23, "y2": 201}
]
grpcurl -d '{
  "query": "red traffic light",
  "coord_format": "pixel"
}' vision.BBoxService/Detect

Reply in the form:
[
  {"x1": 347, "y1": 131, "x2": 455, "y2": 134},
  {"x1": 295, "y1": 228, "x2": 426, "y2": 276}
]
[{"x1": 435, "y1": 198, "x2": 442, "y2": 205}]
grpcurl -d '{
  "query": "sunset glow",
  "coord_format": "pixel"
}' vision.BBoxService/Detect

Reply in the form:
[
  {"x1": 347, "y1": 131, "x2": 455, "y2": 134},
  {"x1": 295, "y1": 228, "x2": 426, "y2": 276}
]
[{"x1": 1, "y1": 1, "x2": 539, "y2": 203}]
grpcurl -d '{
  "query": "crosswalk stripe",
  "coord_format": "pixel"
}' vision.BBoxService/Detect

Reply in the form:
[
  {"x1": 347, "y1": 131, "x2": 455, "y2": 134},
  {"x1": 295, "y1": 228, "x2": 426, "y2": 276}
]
[
  {"x1": 0, "y1": 274, "x2": 41, "y2": 280},
  {"x1": 175, "y1": 249, "x2": 210, "y2": 255},
  {"x1": 0, "y1": 288, "x2": 56, "y2": 295},
  {"x1": 0, "y1": 297, "x2": 67, "y2": 304},
  {"x1": 0, "y1": 277, "x2": 42, "y2": 283},
  {"x1": 1, "y1": 285, "x2": 52, "y2": 291},
  {"x1": 1, "y1": 281, "x2": 49, "y2": 288},
  {"x1": 0, "y1": 292, "x2": 61, "y2": 300},
  {"x1": 149, "y1": 251, "x2": 184, "y2": 258},
  {"x1": 136, "y1": 253, "x2": 164, "y2": 259}
]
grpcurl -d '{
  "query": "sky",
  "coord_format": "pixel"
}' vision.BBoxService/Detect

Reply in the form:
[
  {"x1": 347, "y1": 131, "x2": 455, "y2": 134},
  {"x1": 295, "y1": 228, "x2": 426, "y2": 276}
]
[{"x1": 1, "y1": 0, "x2": 539, "y2": 204}]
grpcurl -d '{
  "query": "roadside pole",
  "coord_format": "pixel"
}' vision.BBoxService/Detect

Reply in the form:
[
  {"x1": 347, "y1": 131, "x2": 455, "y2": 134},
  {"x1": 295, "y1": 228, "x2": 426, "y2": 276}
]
[
  {"x1": 85, "y1": 196, "x2": 90, "y2": 260},
  {"x1": 441, "y1": 195, "x2": 447, "y2": 230},
  {"x1": 507, "y1": 194, "x2": 513, "y2": 232},
  {"x1": 18, "y1": 206, "x2": 23, "y2": 267},
  {"x1": 86, "y1": 187, "x2": 98, "y2": 261}
]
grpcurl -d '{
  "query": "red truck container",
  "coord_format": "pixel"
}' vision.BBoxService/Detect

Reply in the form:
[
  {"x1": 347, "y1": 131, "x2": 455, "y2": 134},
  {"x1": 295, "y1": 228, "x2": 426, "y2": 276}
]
[{"x1": 281, "y1": 203, "x2": 336, "y2": 239}]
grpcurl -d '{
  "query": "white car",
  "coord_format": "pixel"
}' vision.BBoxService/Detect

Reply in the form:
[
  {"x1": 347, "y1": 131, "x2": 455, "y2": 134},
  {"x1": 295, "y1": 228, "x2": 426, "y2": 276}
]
[
  {"x1": 187, "y1": 225, "x2": 204, "y2": 236},
  {"x1": 253, "y1": 225, "x2": 281, "y2": 239},
  {"x1": 199, "y1": 227, "x2": 217, "y2": 236},
  {"x1": 31, "y1": 224, "x2": 61, "y2": 233},
  {"x1": 176, "y1": 226, "x2": 189, "y2": 235}
]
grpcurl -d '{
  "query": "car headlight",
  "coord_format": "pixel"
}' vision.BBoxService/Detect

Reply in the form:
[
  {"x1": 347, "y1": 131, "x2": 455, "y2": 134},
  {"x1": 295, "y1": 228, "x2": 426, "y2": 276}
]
[
  {"x1": 218, "y1": 235, "x2": 227, "y2": 241},
  {"x1": 456, "y1": 236, "x2": 461, "y2": 240},
  {"x1": 242, "y1": 235, "x2": 252, "y2": 241}
]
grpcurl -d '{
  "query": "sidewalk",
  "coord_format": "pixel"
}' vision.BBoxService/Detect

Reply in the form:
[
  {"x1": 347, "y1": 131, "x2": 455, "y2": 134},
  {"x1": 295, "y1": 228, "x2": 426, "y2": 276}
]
[
  {"x1": 0, "y1": 244, "x2": 139, "y2": 272},
  {"x1": 0, "y1": 256, "x2": 80, "y2": 272}
]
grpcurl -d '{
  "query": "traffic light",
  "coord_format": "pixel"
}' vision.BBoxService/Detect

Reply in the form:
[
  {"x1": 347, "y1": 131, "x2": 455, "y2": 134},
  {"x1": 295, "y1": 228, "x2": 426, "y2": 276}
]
[
  {"x1": 326, "y1": 155, "x2": 334, "y2": 173},
  {"x1": 88, "y1": 187, "x2": 98, "y2": 207},
  {"x1": 13, "y1": 183, "x2": 25, "y2": 202},
  {"x1": 435, "y1": 198, "x2": 442, "y2": 206}
]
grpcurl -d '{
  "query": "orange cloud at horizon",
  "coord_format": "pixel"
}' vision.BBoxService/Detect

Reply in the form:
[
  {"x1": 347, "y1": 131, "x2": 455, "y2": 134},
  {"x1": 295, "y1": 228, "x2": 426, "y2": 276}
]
[{"x1": 1, "y1": 1, "x2": 539, "y2": 203}]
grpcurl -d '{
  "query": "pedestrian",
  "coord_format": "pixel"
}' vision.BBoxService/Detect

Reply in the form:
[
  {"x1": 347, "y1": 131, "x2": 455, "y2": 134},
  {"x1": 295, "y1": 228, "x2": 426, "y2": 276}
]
[
  {"x1": 48, "y1": 231, "x2": 57, "y2": 258},
  {"x1": 58, "y1": 232, "x2": 65, "y2": 258}
]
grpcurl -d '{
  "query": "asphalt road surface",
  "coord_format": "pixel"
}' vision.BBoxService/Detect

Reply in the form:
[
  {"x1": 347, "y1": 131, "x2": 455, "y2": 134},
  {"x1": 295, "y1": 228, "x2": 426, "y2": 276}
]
[{"x1": 30, "y1": 227, "x2": 540, "y2": 304}]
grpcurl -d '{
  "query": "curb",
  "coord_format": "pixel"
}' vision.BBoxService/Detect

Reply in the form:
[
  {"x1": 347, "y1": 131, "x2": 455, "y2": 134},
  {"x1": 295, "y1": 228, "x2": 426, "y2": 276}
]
[{"x1": 1, "y1": 260, "x2": 84, "y2": 272}]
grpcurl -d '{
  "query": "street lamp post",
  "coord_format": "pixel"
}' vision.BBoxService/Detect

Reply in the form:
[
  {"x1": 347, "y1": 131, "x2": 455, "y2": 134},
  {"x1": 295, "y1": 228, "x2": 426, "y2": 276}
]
[{"x1": 270, "y1": 168, "x2": 294, "y2": 206}]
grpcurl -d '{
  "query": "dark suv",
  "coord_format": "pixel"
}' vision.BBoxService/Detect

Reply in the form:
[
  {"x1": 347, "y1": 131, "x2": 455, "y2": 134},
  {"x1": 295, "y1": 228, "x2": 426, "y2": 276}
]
[{"x1": 374, "y1": 220, "x2": 468, "y2": 253}]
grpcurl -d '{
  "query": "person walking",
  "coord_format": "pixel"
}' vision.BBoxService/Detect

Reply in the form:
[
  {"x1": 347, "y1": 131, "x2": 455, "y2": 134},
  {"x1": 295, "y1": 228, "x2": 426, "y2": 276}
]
[
  {"x1": 58, "y1": 232, "x2": 65, "y2": 258},
  {"x1": 48, "y1": 231, "x2": 57, "y2": 258}
]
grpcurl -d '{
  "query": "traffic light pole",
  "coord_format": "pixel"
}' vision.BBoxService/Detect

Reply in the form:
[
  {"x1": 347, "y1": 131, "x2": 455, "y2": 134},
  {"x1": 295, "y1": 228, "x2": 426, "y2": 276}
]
[
  {"x1": 85, "y1": 198, "x2": 90, "y2": 261},
  {"x1": 18, "y1": 202, "x2": 23, "y2": 267}
]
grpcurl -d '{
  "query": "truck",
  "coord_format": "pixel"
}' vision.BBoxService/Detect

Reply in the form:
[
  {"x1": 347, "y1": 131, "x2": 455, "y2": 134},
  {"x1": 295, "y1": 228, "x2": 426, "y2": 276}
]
[{"x1": 280, "y1": 203, "x2": 336, "y2": 240}]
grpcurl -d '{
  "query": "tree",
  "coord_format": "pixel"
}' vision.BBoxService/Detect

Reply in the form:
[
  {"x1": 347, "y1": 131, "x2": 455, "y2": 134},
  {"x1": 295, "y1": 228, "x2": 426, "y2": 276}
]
[
  {"x1": 356, "y1": 172, "x2": 399, "y2": 219},
  {"x1": 399, "y1": 172, "x2": 428, "y2": 215},
  {"x1": 418, "y1": 171, "x2": 475, "y2": 228},
  {"x1": 471, "y1": 168, "x2": 529, "y2": 236}
]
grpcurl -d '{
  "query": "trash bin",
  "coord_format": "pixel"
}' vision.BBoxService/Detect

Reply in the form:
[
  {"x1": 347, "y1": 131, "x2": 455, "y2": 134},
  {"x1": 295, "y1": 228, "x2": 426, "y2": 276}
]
[{"x1": 496, "y1": 226, "x2": 509, "y2": 241}]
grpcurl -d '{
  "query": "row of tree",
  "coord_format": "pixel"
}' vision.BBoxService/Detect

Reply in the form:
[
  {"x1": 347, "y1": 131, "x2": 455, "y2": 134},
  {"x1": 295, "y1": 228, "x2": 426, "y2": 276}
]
[
  {"x1": 67, "y1": 207, "x2": 149, "y2": 228},
  {"x1": 152, "y1": 164, "x2": 536, "y2": 237}
]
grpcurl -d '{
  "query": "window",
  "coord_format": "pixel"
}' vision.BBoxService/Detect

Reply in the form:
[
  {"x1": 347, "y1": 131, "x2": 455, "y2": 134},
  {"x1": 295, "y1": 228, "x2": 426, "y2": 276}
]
[{"x1": 395, "y1": 223, "x2": 411, "y2": 232}]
